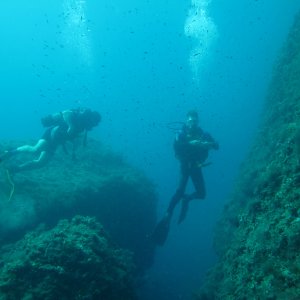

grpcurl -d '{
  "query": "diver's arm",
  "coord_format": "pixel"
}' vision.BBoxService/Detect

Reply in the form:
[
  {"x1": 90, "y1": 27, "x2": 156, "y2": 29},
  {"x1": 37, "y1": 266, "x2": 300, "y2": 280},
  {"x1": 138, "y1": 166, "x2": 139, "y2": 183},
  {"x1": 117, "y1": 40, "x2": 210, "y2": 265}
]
[
  {"x1": 204, "y1": 134, "x2": 219, "y2": 150},
  {"x1": 189, "y1": 139, "x2": 218, "y2": 150},
  {"x1": 62, "y1": 110, "x2": 77, "y2": 138},
  {"x1": 201, "y1": 141, "x2": 219, "y2": 150}
]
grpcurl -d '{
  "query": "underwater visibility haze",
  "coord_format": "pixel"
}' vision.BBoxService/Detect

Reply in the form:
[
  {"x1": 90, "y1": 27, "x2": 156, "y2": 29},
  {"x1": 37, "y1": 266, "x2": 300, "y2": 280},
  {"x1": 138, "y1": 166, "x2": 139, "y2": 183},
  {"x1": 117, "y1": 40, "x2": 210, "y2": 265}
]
[{"x1": 0, "y1": 0, "x2": 300, "y2": 299}]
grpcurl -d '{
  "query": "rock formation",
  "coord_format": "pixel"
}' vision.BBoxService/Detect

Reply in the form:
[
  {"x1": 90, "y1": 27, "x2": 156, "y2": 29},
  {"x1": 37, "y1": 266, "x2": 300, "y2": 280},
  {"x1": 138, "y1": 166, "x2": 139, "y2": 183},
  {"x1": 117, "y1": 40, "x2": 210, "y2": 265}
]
[
  {"x1": 0, "y1": 139, "x2": 157, "y2": 274},
  {"x1": 0, "y1": 216, "x2": 136, "y2": 299},
  {"x1": 197, "y1": 12, "x2": 300, "y2": 300}
]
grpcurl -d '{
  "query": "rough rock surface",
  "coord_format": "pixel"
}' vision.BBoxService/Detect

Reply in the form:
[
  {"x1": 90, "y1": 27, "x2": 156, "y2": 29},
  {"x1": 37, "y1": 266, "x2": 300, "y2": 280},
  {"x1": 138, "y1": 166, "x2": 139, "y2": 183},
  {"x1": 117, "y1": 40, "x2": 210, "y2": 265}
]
[
  {"x1": 197, "y1": 13, "x2": 300, "y2": 300},
  {"x1": 0, "y1": 139, "x2": 157, "y2": 273},
  {"x1": 0, "y1": 216, "x2": 136, "y2": 300}
]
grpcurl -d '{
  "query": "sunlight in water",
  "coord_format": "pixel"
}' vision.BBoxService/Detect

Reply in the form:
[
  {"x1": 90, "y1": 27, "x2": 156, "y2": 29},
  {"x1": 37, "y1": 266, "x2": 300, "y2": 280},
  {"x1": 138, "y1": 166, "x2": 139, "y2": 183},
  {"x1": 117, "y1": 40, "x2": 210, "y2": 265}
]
[
  {"x1": 62, "y1": 0, "x2": 93, "y2": 67},
  {"x1": 184, "y1": 0, "x2": 218, "y2": 82}
]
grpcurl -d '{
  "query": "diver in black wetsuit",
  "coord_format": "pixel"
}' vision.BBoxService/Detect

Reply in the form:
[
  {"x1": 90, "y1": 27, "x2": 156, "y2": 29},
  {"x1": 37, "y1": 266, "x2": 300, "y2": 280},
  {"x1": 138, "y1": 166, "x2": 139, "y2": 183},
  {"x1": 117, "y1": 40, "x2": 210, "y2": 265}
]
[
  {"x1": 152, "y1": 110, "x2": 219, "y2": 245},
  {"x1": 0, "y1": 108, "x2": 101, "y2": 172}
]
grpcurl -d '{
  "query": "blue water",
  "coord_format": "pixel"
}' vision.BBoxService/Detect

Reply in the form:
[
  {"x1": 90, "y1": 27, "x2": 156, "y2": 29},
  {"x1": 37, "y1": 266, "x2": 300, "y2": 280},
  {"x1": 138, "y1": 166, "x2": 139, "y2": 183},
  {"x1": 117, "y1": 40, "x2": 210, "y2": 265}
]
[{"x1": 1, "y1": 1, "x2": 300, "y2": 299}]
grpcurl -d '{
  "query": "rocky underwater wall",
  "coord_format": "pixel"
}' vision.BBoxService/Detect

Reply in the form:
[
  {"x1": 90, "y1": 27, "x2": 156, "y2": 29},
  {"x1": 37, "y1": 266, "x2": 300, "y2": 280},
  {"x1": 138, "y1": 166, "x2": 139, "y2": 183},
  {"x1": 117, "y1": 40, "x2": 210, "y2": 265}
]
[
  {"x1": 0, "y1": 139, "x2": 157, "y2": 282},
  {"x1": 197, "y1": 12, "x2": 300, "y2": 300},
  {"x1": 0, "y1": 216, "x2": 137, "y2": 300}
]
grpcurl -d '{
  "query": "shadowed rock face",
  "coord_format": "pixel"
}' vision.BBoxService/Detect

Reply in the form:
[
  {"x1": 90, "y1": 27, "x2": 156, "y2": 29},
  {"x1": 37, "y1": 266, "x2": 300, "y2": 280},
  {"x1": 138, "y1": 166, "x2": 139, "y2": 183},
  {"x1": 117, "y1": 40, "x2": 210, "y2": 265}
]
[
  {"x1": 0, "y1": 139, "x2": 157, "y2": 273},
  {"x1": 0, "y1": 216, "x2": 137, "y2": 300},
  {"x1": 196, "y1": 13, "x2": 300, "y2": 300}
]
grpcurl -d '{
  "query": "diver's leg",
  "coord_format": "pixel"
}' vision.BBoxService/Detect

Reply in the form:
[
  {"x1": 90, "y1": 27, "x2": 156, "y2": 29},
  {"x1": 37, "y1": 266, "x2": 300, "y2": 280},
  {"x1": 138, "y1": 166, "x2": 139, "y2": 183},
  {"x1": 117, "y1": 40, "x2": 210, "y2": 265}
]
[
  {"x1": 151, "y1": 163, "x2": 189, "y2": 245},
  {"x1": 167, "y1": 163, "x2": 189, "y2": 218},
  {"x1": 0, "y1": 139, "x2": 47, "y2": 163},
  {"x1": 16, "y1": 139, "x2": 47, "y2": 153},
  {"x1": 178, "y1": 167, "x2": 205, "y2": 223},
  {"x1": 15, "y1": 150, "x2": 52, "y2": 172},
  {"x1": 190, "y1": 167, "x2": 206, "y2": 199}
]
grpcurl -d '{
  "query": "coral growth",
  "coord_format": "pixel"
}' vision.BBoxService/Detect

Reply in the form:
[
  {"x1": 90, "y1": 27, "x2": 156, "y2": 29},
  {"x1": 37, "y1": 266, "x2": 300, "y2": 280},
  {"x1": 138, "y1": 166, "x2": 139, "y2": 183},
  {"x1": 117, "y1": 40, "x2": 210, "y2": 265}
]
[
  {"x1": 196, "y1": 12, "x2": 300, "y2": 300},
  {"x1": 0, "y1": 139, "x2": 157, "y2": 273},
  {"x1": 0, "y1": 216, "x2": 136, "y2": 300}
]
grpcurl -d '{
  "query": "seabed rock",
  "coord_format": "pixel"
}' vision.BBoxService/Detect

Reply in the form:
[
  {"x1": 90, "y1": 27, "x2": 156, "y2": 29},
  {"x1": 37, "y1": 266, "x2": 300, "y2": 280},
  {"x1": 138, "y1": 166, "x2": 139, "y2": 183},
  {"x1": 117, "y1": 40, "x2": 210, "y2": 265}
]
[
  {"x1": 0, "y1": 215, "x2": 137, "y2": 300},
  {"x1": 0, "y1": 139, "x2": 157, "y2": 274}
]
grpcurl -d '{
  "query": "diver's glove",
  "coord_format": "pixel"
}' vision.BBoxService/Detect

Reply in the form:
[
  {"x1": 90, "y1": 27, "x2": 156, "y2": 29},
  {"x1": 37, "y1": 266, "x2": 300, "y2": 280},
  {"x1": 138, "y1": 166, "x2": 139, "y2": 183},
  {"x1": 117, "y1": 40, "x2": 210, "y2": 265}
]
[{"x1": 190, "y1": 140, "x2": 217, "y2": 150}]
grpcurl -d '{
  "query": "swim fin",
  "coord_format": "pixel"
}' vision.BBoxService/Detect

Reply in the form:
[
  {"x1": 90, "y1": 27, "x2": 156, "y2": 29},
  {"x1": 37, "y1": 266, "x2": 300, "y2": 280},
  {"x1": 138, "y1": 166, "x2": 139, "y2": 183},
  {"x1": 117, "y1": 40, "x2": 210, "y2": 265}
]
[
  {"x1": 151, "y1": 215, "x2": 171, "y2": 246},
  {"x1": 0, "y1": 150, "x2": 14, "y2": 162}
]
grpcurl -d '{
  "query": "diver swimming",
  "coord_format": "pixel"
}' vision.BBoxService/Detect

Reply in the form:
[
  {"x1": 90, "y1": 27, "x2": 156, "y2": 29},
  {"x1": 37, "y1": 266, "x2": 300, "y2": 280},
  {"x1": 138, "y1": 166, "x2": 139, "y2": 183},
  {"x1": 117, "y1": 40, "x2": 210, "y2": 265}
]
[{"x1": 151, "y1": 110, "x2": 219, "y2": 246}]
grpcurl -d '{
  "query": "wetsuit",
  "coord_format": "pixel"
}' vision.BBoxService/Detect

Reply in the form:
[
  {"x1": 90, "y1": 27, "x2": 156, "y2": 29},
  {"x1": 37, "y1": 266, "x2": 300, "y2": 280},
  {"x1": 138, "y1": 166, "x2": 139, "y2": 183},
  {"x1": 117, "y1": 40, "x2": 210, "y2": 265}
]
[{"x1": 167, "y1": 125, "x2": 218, "y2": 218}]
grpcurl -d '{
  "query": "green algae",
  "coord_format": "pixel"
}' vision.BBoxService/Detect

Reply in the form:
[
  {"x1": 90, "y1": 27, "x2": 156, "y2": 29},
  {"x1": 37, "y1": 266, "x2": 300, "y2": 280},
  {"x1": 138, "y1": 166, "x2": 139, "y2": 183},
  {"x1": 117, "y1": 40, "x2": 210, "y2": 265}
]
[
  {"x1": 0, "y1": 216, "x2": 136, "y2": 300},
  {"x1": 0, "y1": 139, "x2": 157, "y2": 273},
  {"x1": 196, "y1": 12, "x2": 300, "y2": 300}
]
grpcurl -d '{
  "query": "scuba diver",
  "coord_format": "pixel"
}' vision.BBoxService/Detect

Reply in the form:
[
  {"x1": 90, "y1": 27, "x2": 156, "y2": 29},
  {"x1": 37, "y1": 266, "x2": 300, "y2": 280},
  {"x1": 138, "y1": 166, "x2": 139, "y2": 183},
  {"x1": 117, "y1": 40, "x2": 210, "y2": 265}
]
[
  {"x1": 0, "y1": 108, "x2": 101, "y2": 173},
  {"x1": 152, "y1": 110, "x2": 219, "y2": 246}
]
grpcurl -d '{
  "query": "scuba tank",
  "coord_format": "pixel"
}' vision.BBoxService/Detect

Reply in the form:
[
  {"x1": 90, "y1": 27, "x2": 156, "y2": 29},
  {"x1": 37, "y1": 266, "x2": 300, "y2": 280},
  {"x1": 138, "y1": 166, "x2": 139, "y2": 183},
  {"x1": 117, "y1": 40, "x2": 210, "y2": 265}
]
[{"x1": 41, "y1": 112, "x2": 64, "y2": 127}]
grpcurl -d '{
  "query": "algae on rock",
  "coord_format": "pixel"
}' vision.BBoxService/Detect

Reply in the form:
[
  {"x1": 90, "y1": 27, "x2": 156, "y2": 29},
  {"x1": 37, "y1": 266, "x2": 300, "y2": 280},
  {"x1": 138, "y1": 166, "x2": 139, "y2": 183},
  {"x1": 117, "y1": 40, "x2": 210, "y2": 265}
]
[
  {"x1": 0, "y1": 216, "x2": 136, "y2": 300},
  {"x1": 0, "y1": 139, "x2": 157, "y2": 273},
  {"x1": 197, "y1": 12, "x2": 300, "y2": 300}
]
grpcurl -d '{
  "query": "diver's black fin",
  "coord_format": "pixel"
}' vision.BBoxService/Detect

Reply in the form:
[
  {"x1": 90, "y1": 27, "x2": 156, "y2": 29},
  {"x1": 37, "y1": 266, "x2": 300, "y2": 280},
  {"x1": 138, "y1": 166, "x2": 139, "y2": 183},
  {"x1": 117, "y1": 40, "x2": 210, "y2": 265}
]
[
  {"x1": 151, "y1": 215, "x2": 171, "y2": 246},
  {"x1": 0, "y1": 150, "x2": 13, "y2": 162}
]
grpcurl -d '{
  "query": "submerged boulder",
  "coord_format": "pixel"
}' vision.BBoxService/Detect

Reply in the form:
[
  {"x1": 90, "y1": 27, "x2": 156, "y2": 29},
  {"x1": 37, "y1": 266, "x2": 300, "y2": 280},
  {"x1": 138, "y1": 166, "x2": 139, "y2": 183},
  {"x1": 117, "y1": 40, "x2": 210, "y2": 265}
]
[
  {"x1": 0, "y1": 139, "x2": 157, "y2": 273},
  {"x1": 197, "y1": 12, "x2": 300, "y2": 299},
  {"x1": 0, "y1": 215, "x2": 136, "y2": 300}
]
